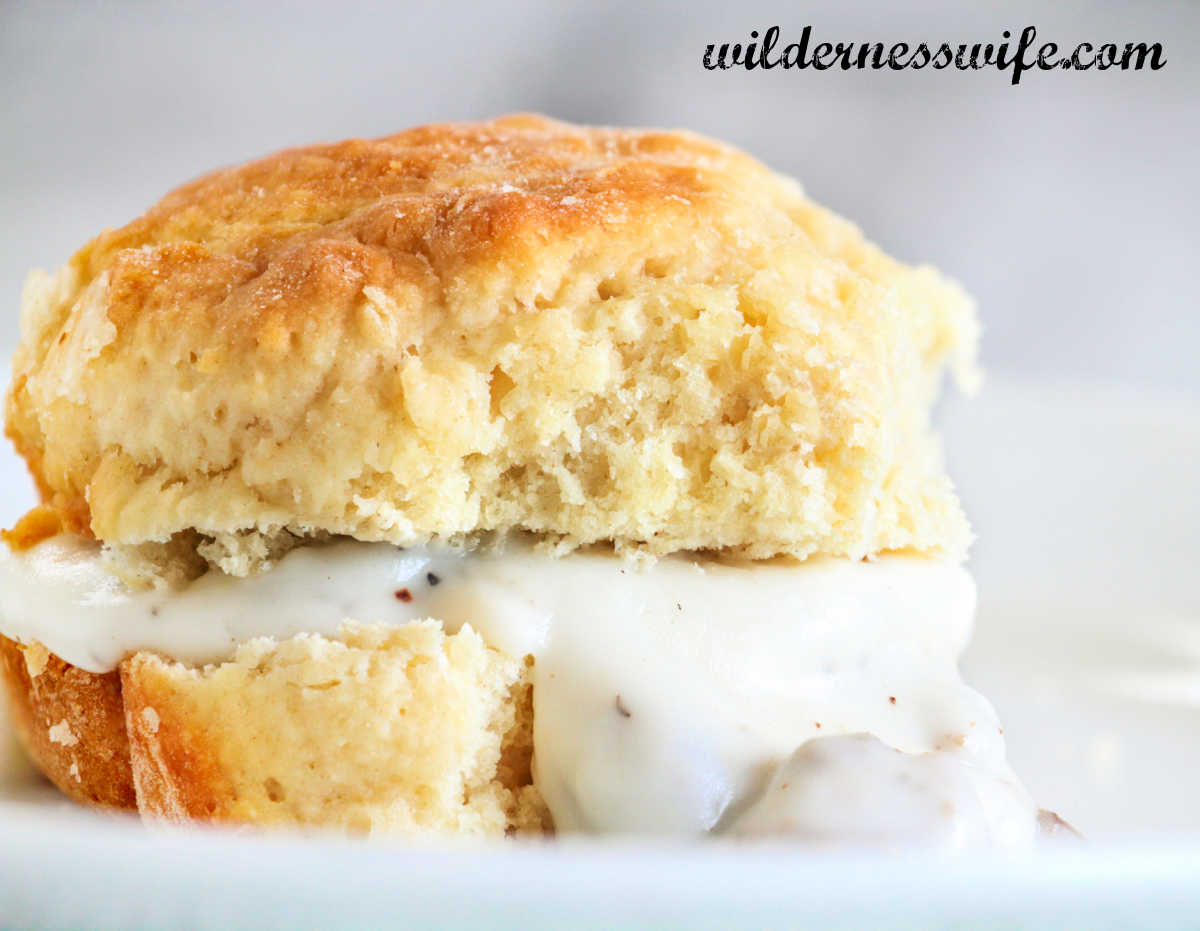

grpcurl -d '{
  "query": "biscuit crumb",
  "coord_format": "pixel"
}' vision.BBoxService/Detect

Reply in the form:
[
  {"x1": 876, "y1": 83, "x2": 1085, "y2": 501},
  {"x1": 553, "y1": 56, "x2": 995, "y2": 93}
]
[
  {"x1": 140, "y1": 707, "x2": 160, "y2": 734},
  {"x1": 22, "y1": 641, "x2": 51, "y2": 678},
  {"x1": 122, "y1": 622, "x2": 548, "y2": 837},
  {"x1": 48, "y1": 720, "x2": 79, "y2": 747},
  {"x1": 1, "y1": 505, "x2": 62, "y2": 551},
  {"x1": 7, "y1": 117, "x2": 976, "y2": 566}
]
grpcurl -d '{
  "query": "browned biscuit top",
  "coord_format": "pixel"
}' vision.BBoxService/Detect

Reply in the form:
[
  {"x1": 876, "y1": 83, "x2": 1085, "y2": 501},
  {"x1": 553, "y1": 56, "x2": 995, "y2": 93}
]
[{"x1": 6, "y1": 114, "x2": 977, "y2": 561}]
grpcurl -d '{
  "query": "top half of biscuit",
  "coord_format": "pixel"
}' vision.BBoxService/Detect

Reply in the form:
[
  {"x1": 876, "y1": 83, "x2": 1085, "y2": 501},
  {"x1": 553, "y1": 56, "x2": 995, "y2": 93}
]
[{"x1": 5, "y1": 115, "x2": 979, "y2": 572}]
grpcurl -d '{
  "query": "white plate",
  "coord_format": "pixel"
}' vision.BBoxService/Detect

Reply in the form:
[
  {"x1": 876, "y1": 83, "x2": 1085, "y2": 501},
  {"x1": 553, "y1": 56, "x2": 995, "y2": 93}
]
[{"x1": 2, "y1": 377, "x2": 1198, "y2": 929}]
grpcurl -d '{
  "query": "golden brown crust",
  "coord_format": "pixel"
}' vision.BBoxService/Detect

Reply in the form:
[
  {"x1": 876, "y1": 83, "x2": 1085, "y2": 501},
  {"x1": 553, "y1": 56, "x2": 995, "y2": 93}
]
[
  {"x1": 0, "y1": 505, "x2": 63, "y2": 551},
  {"x1": 6, "y1": 114, "x2": 977, "y2": 563},
  {"x1": 2, "y1": 627, "x2": 547, "y2": 836},
  {"x1": 119, "y1": 660, "x2": 228, "y2": 822},
  {"x1": 0, "y1": 635, "x2": 135, "y2": 809}
]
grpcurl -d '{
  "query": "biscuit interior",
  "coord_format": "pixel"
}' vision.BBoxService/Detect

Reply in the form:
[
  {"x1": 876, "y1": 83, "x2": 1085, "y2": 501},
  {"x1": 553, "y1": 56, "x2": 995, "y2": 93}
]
[{"x1": 6, "y1": 115, "x2": 978, "y2": 569}]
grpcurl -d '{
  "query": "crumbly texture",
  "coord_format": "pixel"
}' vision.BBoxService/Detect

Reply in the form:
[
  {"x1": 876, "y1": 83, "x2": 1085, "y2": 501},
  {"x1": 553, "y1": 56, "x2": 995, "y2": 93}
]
[
  {"x1": 0, "y1": 626, "x2": 547, "y2": 837},
  {"x1": 122, "y1": 622, "x2": 547, "y2": 836},
  {"x1": 5, "y1": 114, "x2": 977, "y2": 566}
]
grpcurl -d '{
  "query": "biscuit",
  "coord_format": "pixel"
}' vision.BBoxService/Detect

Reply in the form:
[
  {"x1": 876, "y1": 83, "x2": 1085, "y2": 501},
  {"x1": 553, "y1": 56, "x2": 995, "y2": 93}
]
[
  {"x1": 1, "y1": 625, "x2": 547, "y2": 837},
  {"x1": 0, "y1": 635, "x2": 135, "y2": 808},
  {"x1": 1, "y1": 116, "x2": 983, "y2": 838},
  {"x1": 6, "y1": 115, "x2": 978, "y2": 567}
]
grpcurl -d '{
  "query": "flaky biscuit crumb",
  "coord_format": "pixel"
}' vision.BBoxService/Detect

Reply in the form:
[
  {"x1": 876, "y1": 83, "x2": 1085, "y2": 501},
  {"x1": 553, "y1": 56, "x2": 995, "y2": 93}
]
[
  {"x1": 47, "y1": 719, "x2": 78, "y2": 747},
  {"x1": 121, "y1": 621, "x2": 548, "y2": 837},
  {"x1": 7, "y1": 115, "x2": 977, "y2": 567}
]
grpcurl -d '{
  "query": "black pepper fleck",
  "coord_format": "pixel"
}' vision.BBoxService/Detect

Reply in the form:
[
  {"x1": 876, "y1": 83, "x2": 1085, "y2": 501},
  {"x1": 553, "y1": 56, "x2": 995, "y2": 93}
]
[
  {"x1": 426, "y1": 572, "x2": 441, "y2": 586},
  {"x1": 395, "y1": 588, "x2": 413, "y2": 603},
  {"x1": 615, "y1": 695, "x2": 632, "y2": 718}
]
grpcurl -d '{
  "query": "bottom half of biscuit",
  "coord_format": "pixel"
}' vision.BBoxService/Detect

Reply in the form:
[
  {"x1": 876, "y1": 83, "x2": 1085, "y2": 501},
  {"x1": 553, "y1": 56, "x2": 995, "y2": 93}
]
[{"x1": 0, "y1": 626, "x2": 551, "y2": 837}]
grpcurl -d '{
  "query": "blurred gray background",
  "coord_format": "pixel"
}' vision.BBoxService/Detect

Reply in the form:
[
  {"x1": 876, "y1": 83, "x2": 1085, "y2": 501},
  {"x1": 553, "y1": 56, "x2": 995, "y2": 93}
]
[{"x1": 1, "y1": 0, "x2": 1197, "y2": 393}]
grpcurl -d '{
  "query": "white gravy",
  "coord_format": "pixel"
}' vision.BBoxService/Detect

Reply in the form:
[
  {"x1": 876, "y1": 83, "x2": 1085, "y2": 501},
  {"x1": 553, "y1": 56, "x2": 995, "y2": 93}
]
[{"x1": 0, "y1": 536, "x2": 1036, "y2": 843}]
